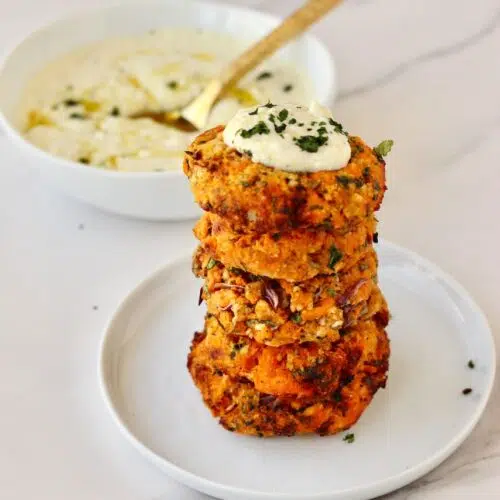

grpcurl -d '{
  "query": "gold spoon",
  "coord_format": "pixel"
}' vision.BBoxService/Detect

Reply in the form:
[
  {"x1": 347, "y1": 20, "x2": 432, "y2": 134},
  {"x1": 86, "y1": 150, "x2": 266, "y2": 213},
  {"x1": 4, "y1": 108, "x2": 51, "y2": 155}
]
[{"x1": 133, "y1": 0, "x2": 343, "y2": 131}]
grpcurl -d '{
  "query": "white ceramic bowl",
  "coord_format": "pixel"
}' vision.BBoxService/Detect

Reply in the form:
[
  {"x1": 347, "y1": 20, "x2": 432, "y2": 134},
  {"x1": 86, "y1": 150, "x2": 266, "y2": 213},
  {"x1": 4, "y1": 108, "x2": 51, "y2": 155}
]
[{"x1": 0, "y1": 1, "x2": 336, "y2": 221}]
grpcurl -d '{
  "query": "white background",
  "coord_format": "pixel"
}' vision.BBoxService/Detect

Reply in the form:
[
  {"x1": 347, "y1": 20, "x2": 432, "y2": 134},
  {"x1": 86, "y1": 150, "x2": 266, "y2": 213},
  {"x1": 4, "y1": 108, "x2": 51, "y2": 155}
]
[{"x1": 1, "y1": 1, "x2": 499, "y2": 499}]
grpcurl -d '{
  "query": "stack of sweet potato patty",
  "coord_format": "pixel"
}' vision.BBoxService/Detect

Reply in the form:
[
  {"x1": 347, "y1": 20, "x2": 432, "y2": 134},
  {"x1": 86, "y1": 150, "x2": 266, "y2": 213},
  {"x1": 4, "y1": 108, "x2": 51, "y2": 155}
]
[{"x1": 184, "y1": 124, "x2": 390, "y2": 437}]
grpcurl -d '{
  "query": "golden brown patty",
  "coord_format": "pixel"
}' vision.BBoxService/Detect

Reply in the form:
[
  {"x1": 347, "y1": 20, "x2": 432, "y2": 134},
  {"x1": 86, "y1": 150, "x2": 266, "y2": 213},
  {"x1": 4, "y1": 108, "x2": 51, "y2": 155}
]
[
  {"x1": 194, "y1": 212, "x2": 377, "y2": 281},
  {"x1": 190, "y1": 315, "x2": 348, "y2": 398},
  {"x1": 183, "y1": 126, "x2": 387, "y2": 233},
  {"x1": 193, "y1": 245, "x2": 387, "y2": 346},
  {"x1": 188, "y1": 319, "x2": 390, "y2": 436}
]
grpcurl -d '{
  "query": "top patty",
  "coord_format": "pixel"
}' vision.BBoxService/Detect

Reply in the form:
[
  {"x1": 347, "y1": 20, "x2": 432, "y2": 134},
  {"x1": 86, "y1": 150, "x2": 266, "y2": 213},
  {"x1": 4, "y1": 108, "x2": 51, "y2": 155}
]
[{"x1": 184, "y1": 125, "x2": 387, "y2": 233}]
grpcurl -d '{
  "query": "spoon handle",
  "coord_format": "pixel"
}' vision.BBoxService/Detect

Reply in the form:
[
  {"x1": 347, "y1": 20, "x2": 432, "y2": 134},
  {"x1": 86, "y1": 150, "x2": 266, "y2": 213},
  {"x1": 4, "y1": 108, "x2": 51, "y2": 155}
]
[{"x1": 220, "y1": 0, "x2": 342, "y2": 92}]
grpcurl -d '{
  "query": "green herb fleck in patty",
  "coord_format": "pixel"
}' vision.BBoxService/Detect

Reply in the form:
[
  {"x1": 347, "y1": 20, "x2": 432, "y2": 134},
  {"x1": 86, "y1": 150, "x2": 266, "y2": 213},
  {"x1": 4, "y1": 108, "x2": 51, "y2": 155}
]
[
  {"x1": 328, "y1": 245, "x2": 343, "y2": 269},
  {"x1": 206, "y1": 258, "x2": 217, "y2": 270}
]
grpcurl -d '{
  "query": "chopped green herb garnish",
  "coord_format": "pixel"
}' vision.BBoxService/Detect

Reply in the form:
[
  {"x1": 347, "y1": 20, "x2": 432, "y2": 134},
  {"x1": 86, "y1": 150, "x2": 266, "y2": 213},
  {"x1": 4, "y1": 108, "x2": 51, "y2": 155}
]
[
  {"x1": 167, "y1": 80, "x2": 178, "y2": 90},
  {"x1": 78, "y1": 157, "x2": 89, "y2": 164},
  {"x1": 317, "y1": 126, "x2": 328, "y2": 136},
  {"x1": 240, "y1": 121, "x2": 270, "y2": 138},
  {"x1": 257, "y1": 71, "x2": 273, "y2": 80},
  {"x1": 63, "y1": 98, "x2": 79, "y2": 107},
  {"x1": 283, "y1": 84, "x2": 293, "y2": 92},
  {"x1": 290, "y1": 312, "x2": 302, "y2": 324},
  {"x1": 69, "y1": 112, "x2": 86, "y2": 119},
  {"x1": 328, "y1": 245, "x2": 343, "y2": 269},
  {"x1": 462, "y1": 387, "x2": 472, "y2": 395},
  {"x1": 294, "y1": 135, "x2": 328, "y2": 153},
  {"x1": 271, "y1": 233, "x2": 281, "y2": 241},
  {"x1": 298, "y1": 122, "x2": 304, "y2": 127},
  {"x1": 278, "y1": 109, "x2": 289, "y2": 122},
  {"x1": 263, "y1": 102, "x2": 275, "y2": 108},
  {"x1": 206, "y1": 258, "x2": 217, "y2": 270},
  {"x1": 289, "y1": 118, "x2": 297, "y2": 124},
  {"x1": 343, "y1": 433, "x2": 355, "y2": 443},
  {"x1": 373, "y1": 139, "x2": 394, "y2": 157},
  {"x1": 110, "y1": 106, "x2": 120, "y2": 117},
  {"x1": 311, "y1": 121, "x2": 317, "y2": 126},
  {"x1": 319, "y1": 121, "x2": 326, "y2": 126},
  {"x1": 274, "y1": 123, "x2": 286, "y2": 134},
  {"x1": 326, "y1": 288, "x2": 336, "y2": 297},
  {"x1": 328, "y1": 118, "x2": 348, "y2": 136},
  {"x1": 241, "y1": 180, "x2": 251, "y2": 187},
  {"x1": 468, "y1": 360, "x2": 475, "y2": 369},
  {"x1": 248, "y1": 108, "x2": 259, "y2": 116},
  {"x1": 243, "y1": 150, "x2": 253, "y2": 158}
]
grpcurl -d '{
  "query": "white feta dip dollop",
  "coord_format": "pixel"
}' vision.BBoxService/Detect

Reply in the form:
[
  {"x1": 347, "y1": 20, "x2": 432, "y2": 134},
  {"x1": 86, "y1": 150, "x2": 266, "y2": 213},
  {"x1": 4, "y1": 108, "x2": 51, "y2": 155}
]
[{"x1": 222, "y1": 101, "x2": 351, "y2": 172}]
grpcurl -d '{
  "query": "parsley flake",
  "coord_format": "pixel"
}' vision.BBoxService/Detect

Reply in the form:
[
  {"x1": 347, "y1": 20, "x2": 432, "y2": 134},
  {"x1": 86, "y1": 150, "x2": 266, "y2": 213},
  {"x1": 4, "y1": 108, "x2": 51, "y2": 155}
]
[
  {"x1": 328, "y1": 245, "x2": 343, "y2": 269},
  {"x1": 257, "y1": 71, "x2": 273, "y2": 80},
  {"x1": 63, "y1": 98, "x2": 79, "y2": 107},
  {"x1": 167, "y1": 80, "x2": 178, "y2": 90},
  {"x1": 467, "y1": 360, "x2": 475, "y2": 369},
  {"x1": 343, "y1": 433, "x2": 355, "y2": 443},
  {"x1": 328, "y1": 118, "x2": 348, "y2": 136},
  {"x1": 206, "y1": 258, "x2": 217, "y2": 270},
  {"x1": 336, "y1": 175, "x2": 351, "y2": 188},
  {"x1": 240, "y1": 121, "x2": 270, "y2": 138},
  {"x1": 290, "y1": 312, "x2": 302, "y2": 324},
  {"x1": 274, "y1": 123, "x2": 286, "y2": 134},
  {"x1": 278, "y1": 109, "x2": 289, "y2": 122},
  {"x1": 283, "y1": 84, "x2": 293, "y2": 92},
  {"x1": 294, "y1": 135, "x2": 328, "y2": 153},
  {"x1": 373, "y1": 139, "x2": 394, "y2": 157}
]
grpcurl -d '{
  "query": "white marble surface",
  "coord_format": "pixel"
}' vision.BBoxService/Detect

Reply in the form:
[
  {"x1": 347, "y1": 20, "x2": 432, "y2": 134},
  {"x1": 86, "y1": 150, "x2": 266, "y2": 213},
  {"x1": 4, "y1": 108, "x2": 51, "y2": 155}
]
[{"x1": 0, "y1": 0, "x2": 499, "y2": 498}]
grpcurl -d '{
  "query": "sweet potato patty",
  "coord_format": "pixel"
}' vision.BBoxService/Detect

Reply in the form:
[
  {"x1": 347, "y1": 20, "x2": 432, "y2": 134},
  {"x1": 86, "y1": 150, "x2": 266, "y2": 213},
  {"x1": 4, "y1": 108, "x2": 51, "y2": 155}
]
[
  {"x1": 188, "y1": 318, "x2": 389, "y2": 436},
  {"x1": 194, "y1": 212, "x2": 377, "y2": 281},
  {"x1": 183, "y1": 125, "x2": 387, "y2": 233},
  {"x1": 193, "y1": 245, "x2": 387, "y2": 346}
]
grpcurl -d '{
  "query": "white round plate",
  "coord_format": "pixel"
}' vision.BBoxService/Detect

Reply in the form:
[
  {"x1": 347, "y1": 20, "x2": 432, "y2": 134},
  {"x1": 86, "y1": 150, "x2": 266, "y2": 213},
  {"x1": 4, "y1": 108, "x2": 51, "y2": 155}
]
[{"x1": 99, "y1": 241, "x2": 495, "y2": 500}]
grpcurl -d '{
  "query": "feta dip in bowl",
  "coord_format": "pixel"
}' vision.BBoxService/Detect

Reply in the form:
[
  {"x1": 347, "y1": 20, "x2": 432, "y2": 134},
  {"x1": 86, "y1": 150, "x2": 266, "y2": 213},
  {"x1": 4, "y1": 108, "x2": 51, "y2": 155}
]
[{"x1": 0, "y1": 1, "x2": 337, "y2": 220}]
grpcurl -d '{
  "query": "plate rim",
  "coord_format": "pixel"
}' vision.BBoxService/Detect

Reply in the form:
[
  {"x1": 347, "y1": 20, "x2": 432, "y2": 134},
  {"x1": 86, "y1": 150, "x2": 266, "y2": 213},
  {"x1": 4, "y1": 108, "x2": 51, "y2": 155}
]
[{"x1": 98, "y1": 240, "x2": 496, "y2": 500}]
